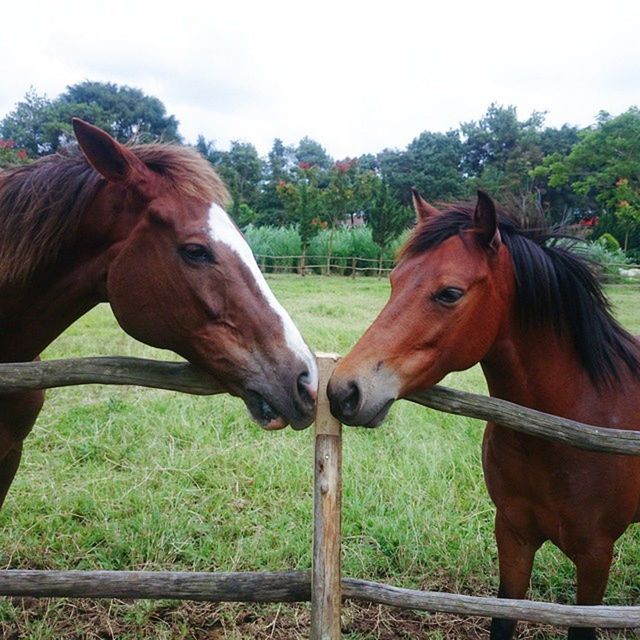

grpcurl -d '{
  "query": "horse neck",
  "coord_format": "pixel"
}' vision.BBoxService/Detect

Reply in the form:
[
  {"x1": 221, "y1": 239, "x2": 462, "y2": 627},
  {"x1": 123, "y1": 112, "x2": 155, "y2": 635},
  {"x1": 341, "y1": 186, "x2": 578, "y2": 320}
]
[
  {"x1": 0, "y1": 186, "x2": 135, "y2": 362},
  {"x1": 480, "y1": 320, "x2": 592, "y2": 416},
  {"x1": 478, "y1": 253, "x2": 594, "y2": 417}
]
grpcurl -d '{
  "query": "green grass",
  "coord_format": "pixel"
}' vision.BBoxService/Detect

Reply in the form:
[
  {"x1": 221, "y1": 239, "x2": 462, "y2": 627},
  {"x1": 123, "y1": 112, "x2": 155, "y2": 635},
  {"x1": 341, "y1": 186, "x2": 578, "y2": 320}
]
[{"x1": 1, "y1": 276, "x2": 640, "y2": 638}]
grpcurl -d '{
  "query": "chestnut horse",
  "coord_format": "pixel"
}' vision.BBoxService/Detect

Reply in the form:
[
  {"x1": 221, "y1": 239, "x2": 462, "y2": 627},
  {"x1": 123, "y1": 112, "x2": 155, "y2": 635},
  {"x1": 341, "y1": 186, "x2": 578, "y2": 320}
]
[
  {"x1": 328, "y1": 190, "x2": 640, "y2": 639},
  {"x1": 0, "y1": 119, "x2": 317, "y2": 510}
]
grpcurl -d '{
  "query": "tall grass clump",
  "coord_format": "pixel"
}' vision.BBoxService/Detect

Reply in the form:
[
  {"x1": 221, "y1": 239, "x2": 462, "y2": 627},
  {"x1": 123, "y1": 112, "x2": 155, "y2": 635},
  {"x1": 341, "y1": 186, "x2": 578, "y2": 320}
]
[
  {"x1": 244, "y1": 225, "x2": 412, "y2": 275},
  {"x1": 243, "y1": 225, "x2": 301, "y2": 272}
]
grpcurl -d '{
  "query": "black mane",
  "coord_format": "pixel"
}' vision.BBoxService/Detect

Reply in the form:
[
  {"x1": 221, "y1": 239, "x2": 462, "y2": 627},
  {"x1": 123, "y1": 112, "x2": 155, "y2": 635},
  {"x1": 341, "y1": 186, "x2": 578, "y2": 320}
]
[{"x1": 403, "y1": 205, "x2": 640, "y2": 386}]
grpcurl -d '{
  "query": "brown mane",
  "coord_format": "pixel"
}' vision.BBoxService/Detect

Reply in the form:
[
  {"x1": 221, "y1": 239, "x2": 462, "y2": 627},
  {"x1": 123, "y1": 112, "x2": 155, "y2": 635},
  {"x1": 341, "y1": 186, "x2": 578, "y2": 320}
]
[{"x1": 0, "y1": 144, "x2": 229, "y2": 288}]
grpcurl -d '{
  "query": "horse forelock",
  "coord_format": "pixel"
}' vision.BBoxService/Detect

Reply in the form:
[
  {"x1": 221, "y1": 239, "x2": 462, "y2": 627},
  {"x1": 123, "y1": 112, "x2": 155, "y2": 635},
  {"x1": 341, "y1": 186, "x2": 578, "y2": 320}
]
[
  {"x1": 0, "y1": 143, "x2": 230, "y2": 288},
  {"x1": 400, "y1": 204, "x2": 640, "y2": 386}
]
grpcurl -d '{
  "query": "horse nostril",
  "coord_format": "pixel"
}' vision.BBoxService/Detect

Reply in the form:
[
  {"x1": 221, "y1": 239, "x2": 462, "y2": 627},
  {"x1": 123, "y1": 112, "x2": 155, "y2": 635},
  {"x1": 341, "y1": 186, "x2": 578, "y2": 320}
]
[
  {"x1": 342, "y1": 381, "x2": 361, "y2": 418},
  {"x1": 296, "y1": 370, "x2": 317, "y2": 409}
]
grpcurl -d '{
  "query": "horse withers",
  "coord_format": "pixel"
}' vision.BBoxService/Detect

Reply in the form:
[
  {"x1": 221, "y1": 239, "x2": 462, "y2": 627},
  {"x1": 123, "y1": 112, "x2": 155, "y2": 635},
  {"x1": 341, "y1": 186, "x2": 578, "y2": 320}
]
[
  {"x1": 0, "y1": 119, "x2": 317, "y2": 509},
  {"x1": 328, "y1": 189, "x2": 640, "y2": 639}
]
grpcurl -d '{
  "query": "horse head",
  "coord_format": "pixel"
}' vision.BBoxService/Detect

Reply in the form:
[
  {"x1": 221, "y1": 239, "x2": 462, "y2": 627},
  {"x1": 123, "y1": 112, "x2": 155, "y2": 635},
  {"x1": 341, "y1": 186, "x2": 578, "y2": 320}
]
[
  {"x1": 73, "y1": 119, "x2": 317, "y2": 430},
  {"x1": 328, "y1": 190, "x2": 510, "y2": 426}
]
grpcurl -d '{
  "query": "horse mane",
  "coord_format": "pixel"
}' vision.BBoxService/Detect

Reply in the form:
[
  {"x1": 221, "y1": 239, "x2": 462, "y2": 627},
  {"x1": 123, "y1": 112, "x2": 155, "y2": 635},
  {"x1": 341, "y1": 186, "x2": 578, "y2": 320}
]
[
  {"x1": 0, "y1": 144, "x2": 230, "y2": 288},
  {"x1": 401, "y1": 204, "x2": 640, "y2": 386}
]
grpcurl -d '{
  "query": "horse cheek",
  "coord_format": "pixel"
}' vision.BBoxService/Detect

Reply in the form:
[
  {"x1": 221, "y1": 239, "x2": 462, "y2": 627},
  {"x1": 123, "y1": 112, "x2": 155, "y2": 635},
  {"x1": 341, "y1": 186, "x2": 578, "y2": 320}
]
[{"x1": 105, "y1": 253, "x2": 179, "y2": 351}]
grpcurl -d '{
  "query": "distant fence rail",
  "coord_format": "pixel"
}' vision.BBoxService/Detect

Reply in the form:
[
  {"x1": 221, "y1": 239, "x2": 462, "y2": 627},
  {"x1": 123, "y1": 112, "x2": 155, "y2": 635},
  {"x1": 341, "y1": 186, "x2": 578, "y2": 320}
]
[
  {"x1": 0, "y1": 355, "x2": 639, "y2": 636},
  {"x1": 255, "y1": 254, "x2": 394, "y2": 276},
  {"x1": 251, "y1": 254, "x2": 640, "y2": 281}
]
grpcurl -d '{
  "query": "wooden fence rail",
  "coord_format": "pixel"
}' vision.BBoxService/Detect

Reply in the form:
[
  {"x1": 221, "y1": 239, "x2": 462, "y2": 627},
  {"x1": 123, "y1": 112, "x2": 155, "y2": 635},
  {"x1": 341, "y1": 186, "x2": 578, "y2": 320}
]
[
  {"x1": 0, "y1": 570, "x2": 638, "y2": 629},
  {"x1": 1, "y1": 354, "x2": 640, "y2": 637},
  {"x1": 1, "y1": 357, "x2": 639, "y2": 455}
]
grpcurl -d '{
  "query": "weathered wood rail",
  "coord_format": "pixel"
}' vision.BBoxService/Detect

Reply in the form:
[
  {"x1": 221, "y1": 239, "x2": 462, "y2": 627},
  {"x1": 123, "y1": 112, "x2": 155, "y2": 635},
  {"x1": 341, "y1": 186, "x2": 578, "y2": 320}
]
[
  {"x1": 1, "y1": 357, "x2": 639, "y2": 455},
  {"x1": 0, "y1": 354, "x2": 639, "y2": 637},
  {"x1": 0, "y1": 570, "x2": 638, "y2": 628}
]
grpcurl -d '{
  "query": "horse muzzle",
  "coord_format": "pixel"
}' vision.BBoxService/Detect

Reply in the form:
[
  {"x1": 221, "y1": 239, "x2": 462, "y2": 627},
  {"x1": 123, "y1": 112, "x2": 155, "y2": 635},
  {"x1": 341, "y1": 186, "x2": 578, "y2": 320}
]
[
  {"x1": 243, "y1": 364, "x2": 317, "y2": 431},
  {"x1": 327, "y1": 365, "x2": 399, "y2": 427}
]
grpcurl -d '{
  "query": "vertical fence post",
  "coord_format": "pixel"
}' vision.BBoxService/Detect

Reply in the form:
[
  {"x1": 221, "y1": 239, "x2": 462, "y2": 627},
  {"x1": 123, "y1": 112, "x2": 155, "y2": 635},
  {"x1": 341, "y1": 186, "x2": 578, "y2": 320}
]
[{"x1": 312, "y1": 353, "x2": 342, "y2": 640}]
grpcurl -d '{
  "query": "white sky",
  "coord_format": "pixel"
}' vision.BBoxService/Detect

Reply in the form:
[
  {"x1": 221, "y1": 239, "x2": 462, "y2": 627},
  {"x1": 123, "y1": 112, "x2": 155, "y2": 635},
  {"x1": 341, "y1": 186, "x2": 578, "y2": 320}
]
[{"x1": 1, "y1": 0, "x2": 638, "y2": 158}]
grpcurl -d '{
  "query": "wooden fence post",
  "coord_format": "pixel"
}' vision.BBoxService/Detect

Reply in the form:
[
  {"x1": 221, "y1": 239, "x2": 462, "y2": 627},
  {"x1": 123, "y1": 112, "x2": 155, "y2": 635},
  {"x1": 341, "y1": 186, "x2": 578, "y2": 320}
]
[{"x1": 312, "y1": 353, "x2": 342, "y2": 640}]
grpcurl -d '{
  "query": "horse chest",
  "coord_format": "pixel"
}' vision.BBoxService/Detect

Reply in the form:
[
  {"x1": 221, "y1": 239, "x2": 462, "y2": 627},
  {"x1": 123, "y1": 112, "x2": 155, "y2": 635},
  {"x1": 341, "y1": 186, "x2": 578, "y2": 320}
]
[{"x1": 482, "y1": 422, "x2": 640, "y2": 540}]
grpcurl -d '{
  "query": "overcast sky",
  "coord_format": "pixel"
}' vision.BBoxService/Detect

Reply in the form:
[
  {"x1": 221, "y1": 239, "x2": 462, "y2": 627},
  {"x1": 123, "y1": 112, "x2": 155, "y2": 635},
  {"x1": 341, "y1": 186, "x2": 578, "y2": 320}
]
[{"x1": 1, "y1": 0, "x2": 638, "y2": 158}]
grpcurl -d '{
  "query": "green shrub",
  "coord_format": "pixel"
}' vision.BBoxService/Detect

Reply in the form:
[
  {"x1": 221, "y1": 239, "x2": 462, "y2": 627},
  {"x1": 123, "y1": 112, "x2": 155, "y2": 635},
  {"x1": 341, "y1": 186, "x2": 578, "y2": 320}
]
[
  {"x1": 596, "y1": 232, "x2": 621, "y2": 253},
  {"x1": 576, "y1": 240, "x2": 630, "y2": 282}
]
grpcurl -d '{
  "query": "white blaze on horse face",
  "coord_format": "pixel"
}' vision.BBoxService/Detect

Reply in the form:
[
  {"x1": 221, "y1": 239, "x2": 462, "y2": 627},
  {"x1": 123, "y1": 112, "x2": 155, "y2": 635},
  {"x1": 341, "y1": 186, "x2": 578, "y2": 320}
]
[{"x1": 207, "y1": 204, "x2": 318, "y2": 390}]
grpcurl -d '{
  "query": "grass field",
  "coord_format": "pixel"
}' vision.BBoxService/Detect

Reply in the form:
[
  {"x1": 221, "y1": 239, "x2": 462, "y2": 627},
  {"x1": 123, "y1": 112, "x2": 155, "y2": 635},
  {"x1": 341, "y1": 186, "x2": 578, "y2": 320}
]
[{"x1": 0, "y1": 276, "x2": 639, "y2": 639}]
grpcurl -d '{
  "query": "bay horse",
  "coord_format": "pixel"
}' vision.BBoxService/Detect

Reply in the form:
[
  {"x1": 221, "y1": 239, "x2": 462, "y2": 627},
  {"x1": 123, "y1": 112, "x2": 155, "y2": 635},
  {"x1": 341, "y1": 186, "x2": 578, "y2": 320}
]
[
  {"x1": 328, "y1": 190, "x2": 640, "y2": 639},
  {"x1": 0, "y1": 118, "x2": 317, "y2": 510}
]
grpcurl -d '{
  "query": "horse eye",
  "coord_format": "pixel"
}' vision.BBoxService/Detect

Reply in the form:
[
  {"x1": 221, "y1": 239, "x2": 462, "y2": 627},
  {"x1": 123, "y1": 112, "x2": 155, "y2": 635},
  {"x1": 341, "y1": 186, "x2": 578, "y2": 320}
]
[
  {"x1": 433, "y1": 287, "x2": 465, "y2": 306},
  {"x1": 179, "y1": 244, "x2": 214, "y2": 264}
]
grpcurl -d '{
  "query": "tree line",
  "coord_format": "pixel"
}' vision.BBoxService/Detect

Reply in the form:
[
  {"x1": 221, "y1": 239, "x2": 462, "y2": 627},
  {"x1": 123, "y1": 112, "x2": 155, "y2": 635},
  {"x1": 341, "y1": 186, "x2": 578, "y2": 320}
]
[{"x1": 1, "y1": 81, "x2": 639, "y2": 259}]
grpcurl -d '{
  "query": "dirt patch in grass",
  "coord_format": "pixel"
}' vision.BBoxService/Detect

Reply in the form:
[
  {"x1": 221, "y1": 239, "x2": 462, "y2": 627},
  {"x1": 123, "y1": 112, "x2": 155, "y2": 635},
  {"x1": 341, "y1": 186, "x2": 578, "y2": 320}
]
[{"x1": 0, "y1": 599, "x2": 637, "y2": 639}]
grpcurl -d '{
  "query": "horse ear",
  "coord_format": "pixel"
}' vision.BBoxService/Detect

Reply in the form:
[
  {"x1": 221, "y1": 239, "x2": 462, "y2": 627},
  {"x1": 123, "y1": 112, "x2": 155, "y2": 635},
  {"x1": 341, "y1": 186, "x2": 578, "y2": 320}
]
[
  {"x1": 473, "y1": 190, "x2": 501, "y2": 251},
  {"x1": 72, "y1": 118, "x2": 150, "y2": 185},
  {"x1": 411, "y1": 188, "x2": 440, "y2": 222}
]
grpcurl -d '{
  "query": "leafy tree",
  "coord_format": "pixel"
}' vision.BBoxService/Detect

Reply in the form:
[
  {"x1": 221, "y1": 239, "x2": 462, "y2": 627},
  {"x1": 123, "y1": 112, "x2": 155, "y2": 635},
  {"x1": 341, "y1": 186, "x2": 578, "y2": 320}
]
[
  {"x1": 0, "y1": 89, "x2": 60, "y2": 156},
  {"x1": 295, "y1": 137, "x2": 332, "y2": 172},
  {"x1": 323, "y1": 158, "x2": 359, "y2": 270},
  {"x1": 216, "y1": 141, "x2": 263, "y2": 221},
  {"x1": 406, "y1": 130, "x2": 465, "y2": 202},
  {"x1": 375, "y1": 148, "x2": 414, "y2": 204},
  {"x1": 530, "y1": 124, "x2": 583, "y2": 223},
  {"x1": 258, "y1": 138, "x2": 296, "y2": 226},
  {"x1": 364, "y1": 176, "x2": 412, "y2": 275},
  {"x1": 462, "y1": 104, "x2": 554, "y2": 219},
  {"x1": 59, "y1": 81, "x2": 181, "y2": 143},
  {"x1": 277, "y1": 164, "x2": 325, "y2": 273},
  {"x1": 1, "y1": 82, "x2": 181, "y2": 157},
  {"x1": 546, "y1": 108, "x2": 640, "y2": 250},
  {"x1": 461, "y1": 104, "x2": 544, "y2": 175},
  {"x1": 195, "y1": 135, "x2": 224, "y2": 165}
]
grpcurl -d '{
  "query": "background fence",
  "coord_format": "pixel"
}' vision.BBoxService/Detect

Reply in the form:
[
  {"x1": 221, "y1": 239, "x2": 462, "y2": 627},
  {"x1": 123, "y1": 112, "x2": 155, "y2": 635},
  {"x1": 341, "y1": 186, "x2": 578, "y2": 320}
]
[
  {"x1": 251, "y1": 254, "x2": 640, "y2": 283},
  {"x1": 0, "y1": 355, "x2": 639, "y2": 637}
]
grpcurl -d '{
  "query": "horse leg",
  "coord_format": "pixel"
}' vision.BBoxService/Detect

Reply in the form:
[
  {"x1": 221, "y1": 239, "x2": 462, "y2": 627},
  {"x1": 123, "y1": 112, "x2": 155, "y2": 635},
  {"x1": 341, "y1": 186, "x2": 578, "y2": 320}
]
[
  {"x1": 490, "y1": 511, "x2": 542, "y2": 640},
  {"x1": 566, "y1": 541, "x2": 614, "y2": 640},
  {"x1": 0, "y1": 389, "x2": 45, "y2": 509}
]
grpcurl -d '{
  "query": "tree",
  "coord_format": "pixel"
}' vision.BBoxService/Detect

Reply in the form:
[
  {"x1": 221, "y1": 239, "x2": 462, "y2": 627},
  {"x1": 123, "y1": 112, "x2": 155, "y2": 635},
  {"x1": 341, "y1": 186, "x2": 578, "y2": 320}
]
[
  {"x1": 529, "y1": 124, "x2": 582, "y2": 223},
  {"x1": 375, "y1": 147, "x2": 414, "y2": 204},
  {"x1": 59, "y1": 81, "x2": 181, "y2": 143},
  {"x1": 461, "y1": 104, "x2": 553, "y2": 218},
  {"x1": 295, "y1": 137, "x2": 332, "y2": 173},
  {"x1": 461, "y1": 104, "x2": 544, "y2": 175},
  {"x1": 546, "y1": 108, "x2": 640, "y2": 250},
  {"x1": 0, "y1": 89, "x2": 60, "y2": 156},
  {"x1": 277, "y1": 164, "x2": 324, "y2": 273},
  {"x1": 258, "y1": 138, "x2": 296, "y2": 226},
  {"x1": 364, "y1": 176, "x2": 412, "y2": 275},
  {"x1": 195, "y1": 135, "x2": 224, "y2": 165},
  {"x1": 215, "y1": 141, "x2": 263, "y2": 222},
  {"x1": 323, "y1": 158, "x2": 359, "y2": 270},
  {"x1": 1, "y1": 82, "x2": 181, "y2": 156},
  {"x1": 406, "y1": 130, "x2": 465, "y2": 202}
]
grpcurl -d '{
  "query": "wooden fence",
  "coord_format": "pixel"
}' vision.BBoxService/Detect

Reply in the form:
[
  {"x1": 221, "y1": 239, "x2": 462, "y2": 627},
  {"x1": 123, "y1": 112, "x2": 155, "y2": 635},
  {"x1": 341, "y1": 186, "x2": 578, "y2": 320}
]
[
  {"x1": 255, "y1": 254, "x2": 394, "y2": 276},
  {"x1": 0, "y1": 355, "x2": 639, "y2": 637},
  {"x1": 252, "y1": 255, "x2": 640, "y2": 281}
]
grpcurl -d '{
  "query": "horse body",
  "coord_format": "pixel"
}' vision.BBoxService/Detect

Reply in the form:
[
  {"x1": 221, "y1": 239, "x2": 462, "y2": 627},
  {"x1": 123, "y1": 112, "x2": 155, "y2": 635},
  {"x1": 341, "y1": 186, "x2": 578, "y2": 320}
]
[
  {"x1": 328, "y1": 190, "x2": 640, "y2": 639},
  {"x1": 0, "y1": 119, "x2": 317, "y2": 511}
]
